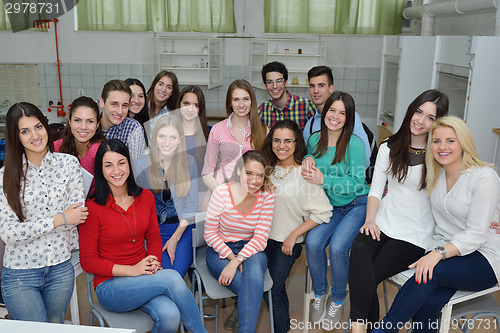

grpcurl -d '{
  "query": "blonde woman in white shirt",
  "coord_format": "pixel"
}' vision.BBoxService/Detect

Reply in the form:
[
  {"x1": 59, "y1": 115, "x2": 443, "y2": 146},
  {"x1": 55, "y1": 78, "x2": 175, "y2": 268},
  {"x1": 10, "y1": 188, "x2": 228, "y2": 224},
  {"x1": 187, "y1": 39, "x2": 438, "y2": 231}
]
[
  {"x1": 0, "y1": 103, "x2": 88, "y2": 323},
  {"x1": 374, "y1": 116, "x2": 500, "y2": 333},
  {"x1": 261, "y1": 119, "x2": 333, "y2": 333}
]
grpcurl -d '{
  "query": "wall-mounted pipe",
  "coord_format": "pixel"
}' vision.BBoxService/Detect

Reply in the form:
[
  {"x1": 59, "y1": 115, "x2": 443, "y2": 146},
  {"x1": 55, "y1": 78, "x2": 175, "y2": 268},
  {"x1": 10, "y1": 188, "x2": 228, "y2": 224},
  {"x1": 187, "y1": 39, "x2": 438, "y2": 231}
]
[{"x1": 403, "y1": 0, "x2": 500, "y2": 35}]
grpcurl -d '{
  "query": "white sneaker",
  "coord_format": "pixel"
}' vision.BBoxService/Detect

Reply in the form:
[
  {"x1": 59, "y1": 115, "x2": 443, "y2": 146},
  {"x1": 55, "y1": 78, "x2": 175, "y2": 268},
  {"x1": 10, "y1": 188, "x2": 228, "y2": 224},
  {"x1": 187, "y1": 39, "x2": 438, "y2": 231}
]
[
  {"x1": 322, "y1": 299, "x2": 344, "y2": 331},
  {"x1": 311, "y1": 286, "x2": 330, "y2": 323}
]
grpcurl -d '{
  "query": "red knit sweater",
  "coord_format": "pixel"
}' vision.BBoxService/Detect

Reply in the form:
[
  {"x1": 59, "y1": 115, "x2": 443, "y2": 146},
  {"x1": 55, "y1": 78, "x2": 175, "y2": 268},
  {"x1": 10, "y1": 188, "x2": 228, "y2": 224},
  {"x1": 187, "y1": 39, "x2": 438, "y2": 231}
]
[{"x1": 79, "y1": 189, "x2": 163, "y2": 287}]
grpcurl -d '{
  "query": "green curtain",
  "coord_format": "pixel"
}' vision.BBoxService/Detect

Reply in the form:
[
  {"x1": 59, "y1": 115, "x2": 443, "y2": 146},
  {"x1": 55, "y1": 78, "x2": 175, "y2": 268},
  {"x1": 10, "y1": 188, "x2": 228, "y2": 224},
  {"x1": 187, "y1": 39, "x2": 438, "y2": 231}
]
[
  {"x1": 159, "y1": 0, "x2": 235, "y2": 33},
  {"x1": 77, "y1": 0, "x2": 156, "y2": 31},
  {"x1": 76, "y1": 0, "x2": 235, "y2": 33},
  {"x1": 264, "y1": 0, "x2": 407, "y2": 35},
  {"x1": 0, "y1": 0, "x2": 47, "y2": 31}
]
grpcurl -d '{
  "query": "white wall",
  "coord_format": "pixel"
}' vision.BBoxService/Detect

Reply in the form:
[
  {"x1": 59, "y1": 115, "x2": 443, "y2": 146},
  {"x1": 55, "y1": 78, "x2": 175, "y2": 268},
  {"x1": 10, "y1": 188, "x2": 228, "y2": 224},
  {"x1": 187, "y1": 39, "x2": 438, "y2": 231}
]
[
  {"x1": 433, "y1": 9, "x2": 497, "y2": 36},
  {"x1": 0, "y1": 0, "x2": 382, "y2": 68}
]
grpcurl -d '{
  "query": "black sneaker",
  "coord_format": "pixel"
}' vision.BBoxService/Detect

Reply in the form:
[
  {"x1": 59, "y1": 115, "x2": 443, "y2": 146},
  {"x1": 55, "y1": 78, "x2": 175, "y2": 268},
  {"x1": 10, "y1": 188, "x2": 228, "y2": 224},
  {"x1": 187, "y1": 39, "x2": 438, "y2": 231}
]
[{"x1": 224, "y1": 306, "x2": 238, "y2": 330}]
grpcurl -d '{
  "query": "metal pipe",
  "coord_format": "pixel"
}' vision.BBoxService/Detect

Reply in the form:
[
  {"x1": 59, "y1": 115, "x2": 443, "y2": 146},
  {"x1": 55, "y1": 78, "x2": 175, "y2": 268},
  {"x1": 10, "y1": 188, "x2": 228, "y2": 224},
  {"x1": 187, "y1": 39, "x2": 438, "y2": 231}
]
[{"x1": 403, "y1": 0, "x2": 499, "y2": 19}]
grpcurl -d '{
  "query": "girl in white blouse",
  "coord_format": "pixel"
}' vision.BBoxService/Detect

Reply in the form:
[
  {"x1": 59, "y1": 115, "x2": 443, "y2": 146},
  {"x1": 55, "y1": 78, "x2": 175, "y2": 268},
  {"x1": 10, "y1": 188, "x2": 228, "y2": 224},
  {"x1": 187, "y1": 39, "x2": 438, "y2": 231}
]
[
  {"x1": 374, "y1": 116, "x2": 500, "y2": 333},
  {"x1": 349, "y1": 89, "x2": 449, "y2": 333},
  {"x1": 0, "y1": 103, "x2": 88, "y2": 323}
]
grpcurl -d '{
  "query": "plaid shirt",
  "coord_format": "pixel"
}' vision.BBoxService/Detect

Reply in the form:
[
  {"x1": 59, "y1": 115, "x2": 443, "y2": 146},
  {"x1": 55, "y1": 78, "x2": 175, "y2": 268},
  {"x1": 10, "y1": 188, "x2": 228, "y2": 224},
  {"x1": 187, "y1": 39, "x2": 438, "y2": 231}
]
[
  {"x1": 258, "y1": 91, "x2": 315, "y2": 130},
  {"x1": 103, "y1": 117, "x2": 145, "y2": 160}
]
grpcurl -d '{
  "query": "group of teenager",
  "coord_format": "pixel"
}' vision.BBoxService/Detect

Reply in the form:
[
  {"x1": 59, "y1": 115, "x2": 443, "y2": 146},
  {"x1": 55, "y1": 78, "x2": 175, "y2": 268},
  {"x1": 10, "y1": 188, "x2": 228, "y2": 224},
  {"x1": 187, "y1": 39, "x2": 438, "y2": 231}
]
[{"x1": 0, "y1": 59, "x2": 499, "y2": 333}]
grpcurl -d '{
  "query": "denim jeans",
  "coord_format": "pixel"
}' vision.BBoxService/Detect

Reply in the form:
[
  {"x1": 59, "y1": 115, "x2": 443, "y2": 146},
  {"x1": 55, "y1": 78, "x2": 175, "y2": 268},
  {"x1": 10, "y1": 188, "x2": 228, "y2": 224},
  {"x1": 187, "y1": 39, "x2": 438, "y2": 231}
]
[
  {"x1": 96, "y1": 269, "x2": 207, "y2": 333},
  {"x1": 306, "y1": 194, "x2": 367, "y2": 302},
  {"x1": 1, "y1": 259, "x2": 74, "y2": 323},
  {"x1": 379, "y1": 251, "x2": 498, "y2": 333},
  {"x1": 159, "y1": 222, "x2": 194, "y2": 278},
  {"x1": 206, "y1": 241, "x2": 267, "y2": 333},
  {"x1": 265, "y1": 239, "x2": 303, "y2": 333}
]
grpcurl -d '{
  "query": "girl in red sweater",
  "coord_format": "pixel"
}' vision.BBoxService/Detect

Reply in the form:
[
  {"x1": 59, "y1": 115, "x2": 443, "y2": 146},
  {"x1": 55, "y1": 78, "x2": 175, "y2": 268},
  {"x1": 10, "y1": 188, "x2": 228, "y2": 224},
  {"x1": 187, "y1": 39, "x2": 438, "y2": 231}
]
[{"x1": 79, "y1": 139, "x2": 207, "y2": 333}]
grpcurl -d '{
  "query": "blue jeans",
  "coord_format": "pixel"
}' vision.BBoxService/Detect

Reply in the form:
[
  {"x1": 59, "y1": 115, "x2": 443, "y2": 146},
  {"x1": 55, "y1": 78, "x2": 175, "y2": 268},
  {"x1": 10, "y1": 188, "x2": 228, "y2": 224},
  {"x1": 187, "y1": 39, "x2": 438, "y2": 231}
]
[
  {"x1": 1, "y1": 259, "x2": 74, "y2": 323},
  {"x1": 206, "y1": 241, "x2": 267, "y2": 333},
  {"x1": 265, "y1": 239, "x2": 303, "y2": 333},
  {"x1": 159, "y1": 222, "x2": 194, "y2": 278},
  {"x1": 379, "y1": 251, "x2": 498, "y2": 333},
  {"x1": 96, "y1": 269, "x2": 207, "y2": 333},
  {"x1": 306, "y1": 194, "x2": 367, "y2": 302}
]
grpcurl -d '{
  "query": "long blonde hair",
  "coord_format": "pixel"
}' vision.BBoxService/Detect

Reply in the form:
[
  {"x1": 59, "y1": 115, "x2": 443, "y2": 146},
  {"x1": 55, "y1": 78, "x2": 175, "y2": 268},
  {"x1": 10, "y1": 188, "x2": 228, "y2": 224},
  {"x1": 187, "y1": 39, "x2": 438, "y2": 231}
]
[
  {"x1": 148, "y1": 114, "x2": 191, "y2": 197},
  {"x1": 426, "y1": 115, "x2": 494, "y2": 194}
]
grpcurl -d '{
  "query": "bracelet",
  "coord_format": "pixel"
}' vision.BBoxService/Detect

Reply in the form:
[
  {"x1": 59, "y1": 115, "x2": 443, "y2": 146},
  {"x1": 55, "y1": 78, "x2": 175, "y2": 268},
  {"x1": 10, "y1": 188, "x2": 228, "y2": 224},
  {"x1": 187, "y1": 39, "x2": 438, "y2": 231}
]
[{"x1": 61, "y1": 212, "x2": 67, "y2": 226}]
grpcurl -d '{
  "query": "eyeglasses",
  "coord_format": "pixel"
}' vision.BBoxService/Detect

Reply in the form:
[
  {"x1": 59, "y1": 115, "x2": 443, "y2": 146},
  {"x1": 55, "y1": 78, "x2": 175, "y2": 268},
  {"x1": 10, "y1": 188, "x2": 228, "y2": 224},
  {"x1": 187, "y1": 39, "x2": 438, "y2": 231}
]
[
  {"x1": 272, "y1": 138, "x2": 296, "y2": 145},
  {"x1": 265, "y1": 78, "x2": 285, "y2": 86}
]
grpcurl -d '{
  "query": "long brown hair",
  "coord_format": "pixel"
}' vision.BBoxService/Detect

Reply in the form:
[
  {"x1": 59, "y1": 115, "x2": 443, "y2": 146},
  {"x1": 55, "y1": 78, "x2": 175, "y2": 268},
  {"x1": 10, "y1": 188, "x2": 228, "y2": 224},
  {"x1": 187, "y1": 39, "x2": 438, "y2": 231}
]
[
  {"x1": 226, "y1": 79, "x2": 267, "y2": 151},
  {"x1": 311, "y1": 91, "x2": 355, "y2": 165},
  {"x1": 177, "y1": 85, "x2": 209, "y2": 164},
  {"x1": 59, "y1": 96, "x2": 106, "y2": 158},
  {"x1": 3, "y1": 103, "x2": 54, "y2": 221},
  {"x1": 385, "y1": 89, "x2": 449, "y2": 190},
  {"x1": 147, "y1": 71, "x2": 179, "y2": 118},
  {"x1": 148, "y1": 114, "x2": 191, "y2": 197}
]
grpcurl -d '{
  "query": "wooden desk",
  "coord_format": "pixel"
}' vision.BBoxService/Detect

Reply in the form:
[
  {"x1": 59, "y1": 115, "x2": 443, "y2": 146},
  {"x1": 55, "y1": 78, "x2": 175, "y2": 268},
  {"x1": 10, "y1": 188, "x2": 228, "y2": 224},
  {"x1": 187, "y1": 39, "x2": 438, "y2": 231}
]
[
  {"x1": 493, "y1": 128, "x2": 500, "y2": 164},
  {"x1": 0, "y1": 320, "x2": 136, "y2": 332}
]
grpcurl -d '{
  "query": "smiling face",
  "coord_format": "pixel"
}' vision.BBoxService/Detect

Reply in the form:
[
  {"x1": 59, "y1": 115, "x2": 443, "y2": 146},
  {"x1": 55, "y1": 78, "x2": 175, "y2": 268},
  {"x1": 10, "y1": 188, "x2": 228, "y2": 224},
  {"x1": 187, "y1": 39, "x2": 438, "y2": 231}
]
[
  {"x1": 100, "y1": 91, "x2": 130, "y2": 130},
  {"x1": 128, "y1": 84, "x2": 145, "y2": 116},
  {"x1": 238, "y1": 160, "x2": 265, "y2": 195},
  {"x1": 68, "y1": 107, "x2": 98, "y2": 145},
  {"x1": 156, "y1": 125, "x2": 181, "y2": 158},
  {"x1": 102, "y1": 151, "x2": 130, "y2": 191},
  {"x1": 265, "y1": 71, "x2": 287, "y2": 101},
  {"x1": 180, "y1": 92, "x2": 200, "y2": 122},
  {"x1": 272, "y1": 128, "x2": 296, "y2": 166},
  {"x1": 309, "y1": 74, "x2": 334, "y2": 112},
  {"x1": 231, "y1": 88, "x2": 252, "y2": 118},
  {"x1": 18, "y1": 116, "x2": 48, "y2": 159},
  {"x1": 324, "y1": 100, "x2": 346, "y2": 133},
  {"x1": 431, "y1": 126, "x2": 463, "y2": 171},
  {"x1": 154, "y1": 75, "x2": 173, "y2": 105},
  {"x1": 410, "y1": 101, "x2": 437, "y2": 137}
]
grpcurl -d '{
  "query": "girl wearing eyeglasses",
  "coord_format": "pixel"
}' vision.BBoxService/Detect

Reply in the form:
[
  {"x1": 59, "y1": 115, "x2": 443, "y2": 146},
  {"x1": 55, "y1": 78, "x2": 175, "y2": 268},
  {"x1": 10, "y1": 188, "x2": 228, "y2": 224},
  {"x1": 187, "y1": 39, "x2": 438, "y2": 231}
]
[{"x1": 261, "y1": 119, "x2": 332, "y2": 333}]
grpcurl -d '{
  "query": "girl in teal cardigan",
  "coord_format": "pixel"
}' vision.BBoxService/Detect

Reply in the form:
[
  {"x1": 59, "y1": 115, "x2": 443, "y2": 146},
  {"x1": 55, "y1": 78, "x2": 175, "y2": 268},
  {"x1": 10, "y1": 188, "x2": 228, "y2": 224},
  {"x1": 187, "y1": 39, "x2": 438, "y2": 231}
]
[{"x1": 302, "y1": 91, "x2": 369, "y2": 330}]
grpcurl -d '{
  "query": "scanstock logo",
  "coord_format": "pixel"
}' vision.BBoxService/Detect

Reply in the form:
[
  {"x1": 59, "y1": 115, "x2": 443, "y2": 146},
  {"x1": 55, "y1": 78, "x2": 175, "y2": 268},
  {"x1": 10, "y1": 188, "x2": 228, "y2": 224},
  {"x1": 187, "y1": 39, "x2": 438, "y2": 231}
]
[{"x1": 4, "y1": 0, "x2": 79, "y2": 32}]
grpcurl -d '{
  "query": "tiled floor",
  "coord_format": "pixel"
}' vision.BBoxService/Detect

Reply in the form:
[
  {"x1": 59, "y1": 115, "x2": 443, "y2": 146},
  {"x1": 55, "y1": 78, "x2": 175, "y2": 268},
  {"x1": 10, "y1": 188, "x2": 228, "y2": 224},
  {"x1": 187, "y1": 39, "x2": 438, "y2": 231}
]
[{"x1": 70, "y1": 249, "x2": 500, "y2": 333}]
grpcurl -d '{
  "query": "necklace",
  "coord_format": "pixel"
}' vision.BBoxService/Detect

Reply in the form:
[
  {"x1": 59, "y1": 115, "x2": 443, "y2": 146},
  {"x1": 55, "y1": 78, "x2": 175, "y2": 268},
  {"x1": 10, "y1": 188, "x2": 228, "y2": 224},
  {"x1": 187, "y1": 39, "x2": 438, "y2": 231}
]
[
  {"x1": 232, "y1": 121, "x2": 248, "y2": 132},
  {"x1": 273, "y1": 163, "x2": 296, "y2": 179},
  {"x1": 409, "y1": 147, "x2": 426, "y2": 155},
  {"x1": 117, "y1": 204, "x2": 137, "y2": 243}
]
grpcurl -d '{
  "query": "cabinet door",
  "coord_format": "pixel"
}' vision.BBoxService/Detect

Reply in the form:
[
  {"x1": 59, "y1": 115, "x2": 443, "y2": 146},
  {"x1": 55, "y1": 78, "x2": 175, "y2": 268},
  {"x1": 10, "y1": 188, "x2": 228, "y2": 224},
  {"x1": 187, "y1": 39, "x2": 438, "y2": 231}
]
[
  {"x1": 249, "y1": 39, "x2": 267, "y2": 90},
  {"x1": 208, "y1": 38, "x2": 223, "y2": 89}
]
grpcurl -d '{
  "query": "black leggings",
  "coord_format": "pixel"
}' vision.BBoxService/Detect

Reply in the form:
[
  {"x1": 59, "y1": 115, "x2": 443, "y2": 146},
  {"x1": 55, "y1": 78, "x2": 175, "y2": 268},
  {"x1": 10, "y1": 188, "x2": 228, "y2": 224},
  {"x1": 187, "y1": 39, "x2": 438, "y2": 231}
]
[{"x1": 349, "y1": 231, "x2": 425, "y2": 328}]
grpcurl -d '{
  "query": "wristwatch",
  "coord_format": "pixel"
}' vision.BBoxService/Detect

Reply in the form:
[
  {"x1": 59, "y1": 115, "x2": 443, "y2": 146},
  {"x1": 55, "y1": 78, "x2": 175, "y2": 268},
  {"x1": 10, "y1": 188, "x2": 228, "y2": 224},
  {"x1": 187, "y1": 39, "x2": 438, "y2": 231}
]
[
  {"x1": 435, "y1": 246, "x2": 446, "y2": 260},
  {"x1": 237, "y1": 254, "x2": 246, "y2": 263}
]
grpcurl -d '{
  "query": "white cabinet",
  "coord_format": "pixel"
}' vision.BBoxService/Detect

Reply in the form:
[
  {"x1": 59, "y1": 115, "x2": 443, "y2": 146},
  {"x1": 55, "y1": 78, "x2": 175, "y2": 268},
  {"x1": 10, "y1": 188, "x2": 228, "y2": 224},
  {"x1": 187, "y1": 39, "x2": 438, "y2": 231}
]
[
  {"x1": 153, "y1": 37, "x2": 224, "y2": 89},
  {"x1": 249, "y1": 39, "x2": 326, "y2": 90},
  {"x1": 377, "y1": 36, "x2": 500, "y2": 163}
]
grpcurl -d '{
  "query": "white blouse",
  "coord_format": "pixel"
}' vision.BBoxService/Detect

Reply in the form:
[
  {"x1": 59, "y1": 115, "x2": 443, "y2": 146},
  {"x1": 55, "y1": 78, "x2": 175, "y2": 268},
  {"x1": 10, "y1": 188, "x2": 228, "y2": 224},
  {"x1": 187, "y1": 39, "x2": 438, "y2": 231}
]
[
  {"x1": 428, "y1": 167, "x2": 500, "y2": 282},
  {"x1": 0, "y1": 152, "x2": 85, "y2": 269},
  {"x1": 369, "y1": 142, "x2": 435, "y2": 249}
]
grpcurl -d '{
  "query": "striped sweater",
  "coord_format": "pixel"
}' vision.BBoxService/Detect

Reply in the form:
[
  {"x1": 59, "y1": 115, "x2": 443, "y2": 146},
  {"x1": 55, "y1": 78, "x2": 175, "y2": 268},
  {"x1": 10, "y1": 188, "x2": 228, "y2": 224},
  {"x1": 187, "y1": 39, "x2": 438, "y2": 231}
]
[{"x1": 204, "y1": 183, "x2": 275, "y2": 259}]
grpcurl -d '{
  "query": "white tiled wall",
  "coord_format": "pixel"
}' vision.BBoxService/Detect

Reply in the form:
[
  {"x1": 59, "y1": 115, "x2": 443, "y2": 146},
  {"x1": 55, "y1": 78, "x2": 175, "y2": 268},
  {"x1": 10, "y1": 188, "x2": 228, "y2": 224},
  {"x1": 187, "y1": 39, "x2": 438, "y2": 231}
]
[{"x1": 0, "y1": 63, "x2": 380, "y2": 125}]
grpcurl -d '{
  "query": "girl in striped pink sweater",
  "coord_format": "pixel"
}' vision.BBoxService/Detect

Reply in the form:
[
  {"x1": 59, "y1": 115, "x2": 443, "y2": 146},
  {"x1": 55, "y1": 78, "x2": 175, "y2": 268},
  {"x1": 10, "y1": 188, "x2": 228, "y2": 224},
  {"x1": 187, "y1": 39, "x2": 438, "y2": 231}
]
[{"x1": 204, "y1": 151, "x2": 275, "y2": 333}]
